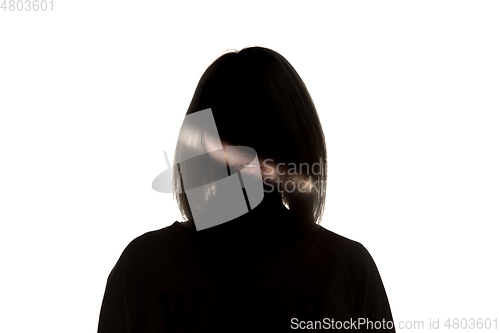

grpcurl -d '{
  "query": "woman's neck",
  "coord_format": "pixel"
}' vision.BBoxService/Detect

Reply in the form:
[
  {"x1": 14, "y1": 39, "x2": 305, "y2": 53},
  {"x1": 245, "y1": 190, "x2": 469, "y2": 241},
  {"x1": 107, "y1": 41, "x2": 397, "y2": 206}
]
[
  {"x1": 208, "y1": 191, "x2": 287, "y2": 231},
  {"x1": 178, "y1": 189, "x2": 318, "y2": 254}
]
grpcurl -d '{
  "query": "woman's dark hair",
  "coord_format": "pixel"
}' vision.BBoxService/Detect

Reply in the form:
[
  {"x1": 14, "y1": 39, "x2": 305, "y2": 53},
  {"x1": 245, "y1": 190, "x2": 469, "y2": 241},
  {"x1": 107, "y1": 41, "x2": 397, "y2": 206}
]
[{"x1": 173, "y1": 46, "x2": 327, "y2": 225}]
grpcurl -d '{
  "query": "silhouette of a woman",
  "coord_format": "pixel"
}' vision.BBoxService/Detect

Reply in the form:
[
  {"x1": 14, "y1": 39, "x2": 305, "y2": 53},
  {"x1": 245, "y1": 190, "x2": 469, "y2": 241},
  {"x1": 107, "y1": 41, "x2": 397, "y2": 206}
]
[{"x1": 98, "y1": 46, "x2": 395, "y2": 332}]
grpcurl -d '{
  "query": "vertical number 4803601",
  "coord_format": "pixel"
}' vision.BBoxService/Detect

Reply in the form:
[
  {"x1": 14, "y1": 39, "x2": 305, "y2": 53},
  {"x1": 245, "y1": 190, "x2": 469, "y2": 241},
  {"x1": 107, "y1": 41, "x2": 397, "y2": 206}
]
[{"x1": 1, "y1": 0, "x2": 54, "y2": 11}]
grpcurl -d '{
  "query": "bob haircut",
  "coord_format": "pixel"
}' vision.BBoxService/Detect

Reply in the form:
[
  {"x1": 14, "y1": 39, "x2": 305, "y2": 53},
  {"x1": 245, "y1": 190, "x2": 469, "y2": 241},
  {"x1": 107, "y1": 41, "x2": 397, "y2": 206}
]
[{"x1": 173, "y1": 46, "x2": 327, "y2": 225}]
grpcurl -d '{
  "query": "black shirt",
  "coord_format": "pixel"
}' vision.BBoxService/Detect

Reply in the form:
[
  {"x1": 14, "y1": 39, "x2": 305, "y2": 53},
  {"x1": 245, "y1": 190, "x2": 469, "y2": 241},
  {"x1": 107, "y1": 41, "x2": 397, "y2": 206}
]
[{"x1": 97, "y1": 217, "x2": 395, "y2": 332}]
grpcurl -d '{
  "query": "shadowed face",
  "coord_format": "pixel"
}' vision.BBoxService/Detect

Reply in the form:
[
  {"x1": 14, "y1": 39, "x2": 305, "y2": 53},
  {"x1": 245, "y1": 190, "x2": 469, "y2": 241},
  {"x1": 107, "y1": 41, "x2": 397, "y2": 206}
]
[{"x1": 202, "y1": 129, "x2": 279, "y2": 182}]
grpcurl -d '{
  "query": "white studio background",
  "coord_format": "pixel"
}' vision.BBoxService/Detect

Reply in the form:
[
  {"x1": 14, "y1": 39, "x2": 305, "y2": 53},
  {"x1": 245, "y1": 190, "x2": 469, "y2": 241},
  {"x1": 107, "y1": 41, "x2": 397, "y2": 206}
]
[{"x1": 0, "y1": 0, "x2": 499, "y2": 332}]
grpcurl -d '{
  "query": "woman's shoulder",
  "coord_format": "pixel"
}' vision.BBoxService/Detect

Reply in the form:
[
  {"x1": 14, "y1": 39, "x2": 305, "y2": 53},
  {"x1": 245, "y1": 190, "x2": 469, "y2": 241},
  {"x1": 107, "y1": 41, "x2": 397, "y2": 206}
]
[
  {"x1": 315, "y1": 225, "x2": 379, "y2": 275},
  {"x1": 115, "y1": 222, "x2": 178, "y2": 263}
]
